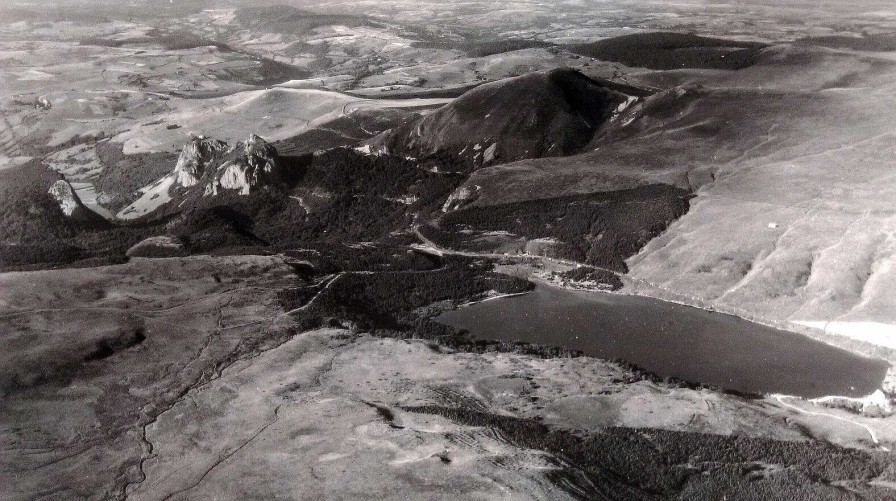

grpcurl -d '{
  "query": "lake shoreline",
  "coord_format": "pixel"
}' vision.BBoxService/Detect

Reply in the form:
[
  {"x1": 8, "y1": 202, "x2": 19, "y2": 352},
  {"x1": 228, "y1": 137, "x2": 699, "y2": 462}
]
[
  {"x1": 489, "y1": 259, "x2": 896, "y2": 398},
  {"x1": 438, "y1": 277, "x2": 890, "y2": 400}
]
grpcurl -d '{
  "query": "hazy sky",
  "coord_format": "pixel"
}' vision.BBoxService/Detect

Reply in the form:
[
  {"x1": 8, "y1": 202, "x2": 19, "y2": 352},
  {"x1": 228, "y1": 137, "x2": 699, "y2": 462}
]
[{"x1": 3, "y1": 0, "x2": 894, "y2": 41}]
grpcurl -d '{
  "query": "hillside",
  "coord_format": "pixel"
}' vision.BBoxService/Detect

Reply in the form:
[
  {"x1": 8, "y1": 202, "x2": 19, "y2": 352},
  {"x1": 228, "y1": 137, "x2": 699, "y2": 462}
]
[
  {"x1": 430, "y1": 38, "x2": 896, "y2": 364},
  {"x1": 165, "y1": 147, "x2": 462, "y2": 253},
  {"x1": 369, "y1": 68, "x2": 636, "y2": 169},
  {"x1": 5, "y1": 4, "x2": 896, "y2": 501},
  {"x1": 570, "y1": 32, "x2": 768, "y2": 70},
  {"x1": 0, "y1": 161, "x2": 148, "y2": 270}
]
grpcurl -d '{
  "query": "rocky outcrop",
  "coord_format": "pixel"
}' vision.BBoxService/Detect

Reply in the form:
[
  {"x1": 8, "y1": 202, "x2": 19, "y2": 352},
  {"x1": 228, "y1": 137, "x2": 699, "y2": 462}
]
[
  {"x1": 126, "y1": 236, "x2": 188, "y2": 258},
  {"x1": 207, "y1": 134, "x2": 282, "y2": 196},
  {"x1": 245, "y1": 133, "x2": 278, "y2": 173},
  {"x1": 174, "y1": 133, "x2": 282, "y2": 195},
  {"x1": 48, "y1": 180, "x2": 82, "y2": 217},
  {"x1": 173, "y1": 136, "x2": 229, "y2": 188},
  {"x1": 117, "y1": 134, "x2": 288, "y2": 220},
  {"x1": 442, "y1": 184, "x2": 480, "y2": 212},
  {"x1": 47, "y1": 179, "x2": 106, "y2": 223},
  {"x1": 171, "y1": 134, "x2": 279, "y2": 193}
]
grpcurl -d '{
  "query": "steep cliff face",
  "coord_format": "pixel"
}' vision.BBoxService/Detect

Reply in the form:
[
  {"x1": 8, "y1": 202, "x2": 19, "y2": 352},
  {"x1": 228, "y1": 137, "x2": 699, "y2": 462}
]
[
  {"x1": 208, "y1": 134, "x2": 282, "y2": 196},
  {"x1": 47, "y1": 180, "x2": 82, "y2": 217},
  {"x1": 117, "y1": 134, "x2": 287, "y2": 221},
  {"x1": 172, "y1": 136, "x2": 229, "y2": 188},
  {"x1": 47, "y1": 179, "x2": 106, "y2": 224}
]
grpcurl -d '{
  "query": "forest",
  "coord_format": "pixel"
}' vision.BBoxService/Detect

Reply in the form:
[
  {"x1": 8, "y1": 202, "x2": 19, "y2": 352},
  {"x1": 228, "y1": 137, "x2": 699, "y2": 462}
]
[
  {"x1": 423, "y1": 184, "x2": 691, "y2": 271},
  {"x1": 404, "y1": 405, "x2": 895, "y2": 500}
]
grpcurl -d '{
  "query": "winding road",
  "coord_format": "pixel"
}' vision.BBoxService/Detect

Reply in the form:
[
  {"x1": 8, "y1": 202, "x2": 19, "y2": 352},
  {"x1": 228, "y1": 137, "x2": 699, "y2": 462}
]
[
  {"x1": 415, "y1": 225, "x2": 893, "y2": 452},
  {"x1": 772, "y1": 394, "x2": 888, "y2": 451}
]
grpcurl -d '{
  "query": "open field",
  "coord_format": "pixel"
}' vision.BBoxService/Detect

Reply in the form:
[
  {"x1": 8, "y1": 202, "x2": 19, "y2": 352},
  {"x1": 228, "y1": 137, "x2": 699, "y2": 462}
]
[{"x1": 2, "y1": 255, "x2": 895, "y2": 500}]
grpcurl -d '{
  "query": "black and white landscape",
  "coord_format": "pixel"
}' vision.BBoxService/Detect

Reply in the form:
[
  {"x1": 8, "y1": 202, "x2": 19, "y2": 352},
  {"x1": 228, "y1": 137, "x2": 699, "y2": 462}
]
[{"x1": 2, "y1": 0, "x2": 896, "y2": 499}]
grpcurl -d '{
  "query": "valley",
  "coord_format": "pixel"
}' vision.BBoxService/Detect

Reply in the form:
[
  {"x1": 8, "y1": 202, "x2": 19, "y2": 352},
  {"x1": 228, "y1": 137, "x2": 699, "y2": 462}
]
[{"x1": 2, "y1": 0, "x2": 896, "y2": 499}]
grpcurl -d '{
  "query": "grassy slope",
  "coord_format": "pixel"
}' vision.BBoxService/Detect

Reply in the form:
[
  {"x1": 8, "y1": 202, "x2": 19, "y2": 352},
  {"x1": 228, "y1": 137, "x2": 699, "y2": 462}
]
[
  {"x1": 439, "y1": 42, "x2": 896, "y2": 370},
  {"x1": 622, "y1": 44, "x2": 896, "y2": 349},
  {"x1": 4, "y1": 256, "x2": 894, "y2": 500},
  {"x1": 372, "y1": 68, "x2": 629, "y2": 167}
]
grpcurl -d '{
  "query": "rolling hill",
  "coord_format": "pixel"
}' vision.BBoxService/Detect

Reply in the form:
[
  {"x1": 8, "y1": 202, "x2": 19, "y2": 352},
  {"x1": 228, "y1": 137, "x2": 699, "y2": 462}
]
[
  {"x1": 369, "y1": 68, "x2": 637, "y2": 169},
  {"x1": 570, "y1": 32, "x2": 768, "y2": 70}
]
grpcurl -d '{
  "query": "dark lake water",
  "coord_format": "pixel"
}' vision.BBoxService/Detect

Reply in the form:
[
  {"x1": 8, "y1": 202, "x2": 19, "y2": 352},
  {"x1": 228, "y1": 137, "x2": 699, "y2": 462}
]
[{"x1": 436, "y1": 284, "x2": 889, "y2": 398}]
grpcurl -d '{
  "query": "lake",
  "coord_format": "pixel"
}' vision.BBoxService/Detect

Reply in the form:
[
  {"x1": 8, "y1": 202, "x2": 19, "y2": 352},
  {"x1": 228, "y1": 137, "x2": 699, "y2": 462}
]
[{"x1": 436, "y1": 284, "x2": 889, "y2": 398}]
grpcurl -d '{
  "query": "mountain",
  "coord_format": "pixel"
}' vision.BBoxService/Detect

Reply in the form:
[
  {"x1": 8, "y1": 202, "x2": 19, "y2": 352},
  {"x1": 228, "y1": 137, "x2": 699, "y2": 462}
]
[
  {"x1": 116, "y1": 134, "x2": 296, "y2": 221},
  {"x1": 0, "y1": 161, "x2": 76, "y2": 246},
  {"x1": 368, "y1": 68, "x2": 636, "y2": 169},
  {"x1": 164, "y1": 147, "x2": 461, "y2": 253}
]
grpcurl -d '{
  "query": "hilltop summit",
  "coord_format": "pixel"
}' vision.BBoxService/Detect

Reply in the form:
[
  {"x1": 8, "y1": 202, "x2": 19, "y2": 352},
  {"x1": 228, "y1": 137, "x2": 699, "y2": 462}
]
[
  {"x1": 369, "y1": 68, "x2": 635, "y2": 169},
  {"x1": 173, "y1": 136, "x2": 229, "y2": 188}
]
